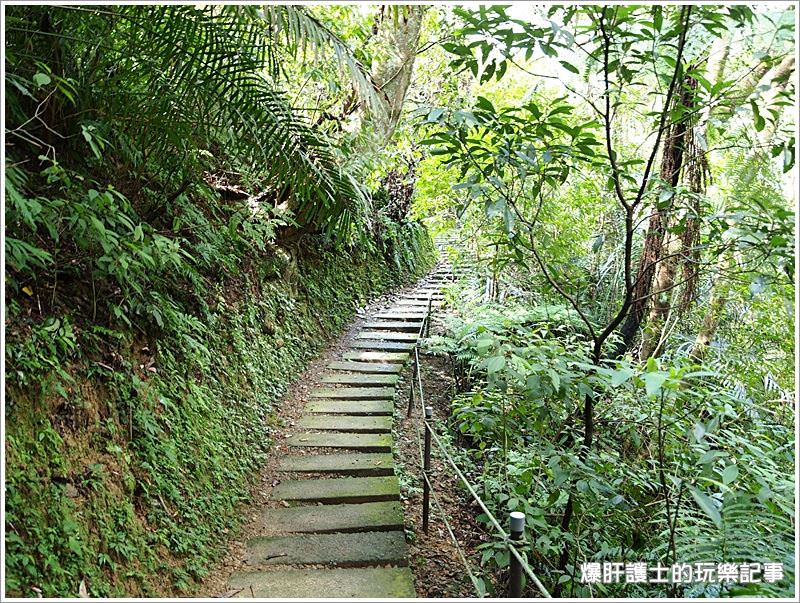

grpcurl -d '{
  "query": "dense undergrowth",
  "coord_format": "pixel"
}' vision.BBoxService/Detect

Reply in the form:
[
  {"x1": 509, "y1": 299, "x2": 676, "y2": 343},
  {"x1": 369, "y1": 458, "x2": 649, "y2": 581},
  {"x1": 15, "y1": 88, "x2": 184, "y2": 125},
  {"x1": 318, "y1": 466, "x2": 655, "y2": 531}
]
[
  {"x1": 5, "y1": 209, "x2": 433, "y2": 597},
  {"x1": 427, "y1": 272, "x2": 794, "y2": 598}
]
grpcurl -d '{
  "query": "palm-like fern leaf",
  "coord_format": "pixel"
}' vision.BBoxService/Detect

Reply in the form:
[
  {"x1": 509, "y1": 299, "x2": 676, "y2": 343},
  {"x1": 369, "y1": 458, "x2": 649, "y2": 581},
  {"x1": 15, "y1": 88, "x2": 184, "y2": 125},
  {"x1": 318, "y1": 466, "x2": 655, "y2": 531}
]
[{"x1": 5, "y1": 4, "x2": 373, "y2": 238}]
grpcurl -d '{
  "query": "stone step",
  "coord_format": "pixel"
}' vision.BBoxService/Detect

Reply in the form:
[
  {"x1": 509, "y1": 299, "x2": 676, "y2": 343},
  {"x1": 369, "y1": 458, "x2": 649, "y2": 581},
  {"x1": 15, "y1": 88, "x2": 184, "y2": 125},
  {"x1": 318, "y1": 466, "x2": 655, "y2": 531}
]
[
  {"x1": 363, "y1": 321, "x2": 423, "y2": 331},
  {"x1": 373, "y1": 312, "x2": 426, "y2": 321},
  {"x1": 327, "y1": 360, "x2": 403, "y2": 374},
  {"x1": 304, "y1": 399, "x2": 394, "y2": 416},
  {"x1": 285, "y1": 432, "x2": 392, "y2": 452},
  {"x1": 391, "y1": 305, "x2": 437, "y2": 313},
  {"x1": 243, "y1": 531, "x2": 409, "y2": 567},
  {"x1": 394, "y1": 299, "x2": 438, "y2": 306},
  {"x1": 270, "y1": 476, "x2": 400, "y2": 504},
  {"x1": 230, "y1": 567, "x2": 415, "y2": 598},
  {"x1": 320, "y1": 373, "x2": 399, "y2": 386},
  {"x1": 297, "y1": 415, "x2": 392, "y2": 433},
  {"x1": 356, "y1": 331, "x2": 418, "y2": 342},
  {"x1": 343, "y1": 350, "x2": 409, "y2": 363},
  {"x1": 351, "y1": 340, "x2": 415, "y2": 352},
  {"x1": 258, "y1": 501, "x2": 404, "y2": 534},
  {"x1": 311, "y1": 387, "x2": 395, "y2": 400},
  {"x1": 278, "y1": 452, "x2": 394, "y2": 476}
]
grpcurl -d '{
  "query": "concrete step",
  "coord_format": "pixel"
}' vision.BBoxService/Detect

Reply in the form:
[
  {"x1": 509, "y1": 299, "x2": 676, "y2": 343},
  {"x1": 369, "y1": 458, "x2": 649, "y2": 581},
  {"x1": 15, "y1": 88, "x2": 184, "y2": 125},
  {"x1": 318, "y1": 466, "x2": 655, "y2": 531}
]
[
  {"x1": 258, "y1": 500, "x2": 404, "y2": 534},
  {"x1": 373, "y1": 312, "x2": 426, "y2": 321},
  {"x1": 350, "y1": 340, "x2": 415, "y2": 352},
  {"x1": 245, "y1": 531, "x2": 408, "y2": 568},
  {"x1": 356, "y1": 331, "x2": 419, "y2": 342},
  {"x1": 327, "y1": 361, "x2": 403, "y2": 373},
  {"x1": 362, "y1": 321, "x2": 424, "y2": 331},
  {"x1": 311, "y1": 387, "x2": 395, "y2": 400},
  {"x1": 297, "y1": 415, "x2": 392, "y2": 433},
  {"x1": 320, "y1": 373, "x2": 399, "y2": 386},
  {"x1": 394, "y1": 299, "x2": 439, "y2": 306},
  {"x1": 270, "y1": 476, "x2": 401, "y2": 504},
  {"x1": 304, "y1": 399, "x2": 394, "y2": 416},
  {"x1": 343, "y1": 351, "x2": 410, "y2": 363},
  {"x1": 229, "y1": 567, "x2": 415, "y2": 598},
  {"x1": 277, "y1": 452, "x2": 394, "y2": 476},
  {"x1": 285, "y1": 432, "x2": 392, "y2": 452}
]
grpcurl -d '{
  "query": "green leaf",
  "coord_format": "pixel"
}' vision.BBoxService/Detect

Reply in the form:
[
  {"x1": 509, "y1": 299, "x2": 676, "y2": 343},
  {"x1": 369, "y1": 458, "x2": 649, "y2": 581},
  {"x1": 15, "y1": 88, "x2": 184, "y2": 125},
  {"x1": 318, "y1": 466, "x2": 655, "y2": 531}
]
[
  {"x1": 642, "y1": 372, "x2": 668, "y2": 396},
  {"x1": 721, "y1": 464, "x2": 738, "y2": 485},
  {"x1": 547, "y1": 368, "x2": 561, "y2": 391},
  {"x1": 559, "y1": 60, "x2": 579, "y2": 74},
  {"x1": 486, "y1": 355, "x2": 506, "y2": 373},
  {"x1": 609, "y1": 366, "x2": 634, "y2": 387},
  {"x1": 32, "y1": 72, "x2": 51, "y2": 87},
  {"x1": 689, "y1": 486, "x2": 722, "y2": 529},
  {"x1": 750, "y1": 100, "x2": 765, "y2": 132},
  {"x1": 427, "y1": 108, "x2": 445, "y2": 122},
  {"x1": 475, "y1": 337, "x2": 494, "y2": 353},
  {"x1": 653, "y1": 6, "x2": 663, "y2": 31},
  {"x1": 693, "y1": 423, "x2": 706, "y2": 443},
  {"x1": 658, "y1": 188, "x2": 674, "y2": 204},
  {"x1": 475, "y1": 96, "x2": 495, "y2": 113}
]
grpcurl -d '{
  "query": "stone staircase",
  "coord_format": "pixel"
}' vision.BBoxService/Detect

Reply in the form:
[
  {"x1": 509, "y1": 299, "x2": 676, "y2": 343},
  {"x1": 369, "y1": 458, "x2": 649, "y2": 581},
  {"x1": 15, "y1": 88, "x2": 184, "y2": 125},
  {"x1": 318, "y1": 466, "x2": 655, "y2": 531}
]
[{"x1": 227, "y1": 261, "x2": 457, "y2": 598}]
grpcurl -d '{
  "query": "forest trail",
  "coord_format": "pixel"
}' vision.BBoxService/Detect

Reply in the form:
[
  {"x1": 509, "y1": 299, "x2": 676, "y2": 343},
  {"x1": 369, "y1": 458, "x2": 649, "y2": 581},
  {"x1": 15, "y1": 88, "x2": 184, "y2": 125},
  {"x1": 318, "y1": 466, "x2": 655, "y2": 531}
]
[{"x1": 223, "y1": 253, "x2": 460, "y2": 598}]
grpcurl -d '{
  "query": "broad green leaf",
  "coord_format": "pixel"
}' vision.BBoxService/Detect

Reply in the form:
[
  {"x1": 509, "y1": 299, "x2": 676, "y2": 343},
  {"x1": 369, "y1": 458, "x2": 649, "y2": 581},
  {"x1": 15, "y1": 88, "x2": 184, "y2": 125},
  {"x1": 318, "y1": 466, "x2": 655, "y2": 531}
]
[
  {"x1": 559, "y1": 60, "x2": 579, "y2": 74},
  {"x1": 750, "y1": 100, "x2": 765, "y2": 132},
  {"x1": 32, "y1": 72, "x2": 51, "y2": 87},
  {"x1": 486, "y1": 355, "x2": 506, "y2": 373},
  {"x1": 693, "y1": 423, "x2": 706, "y2": 443},
  {"x1": 547, "y1": 368, "x2": 560, "y2": 391},
  {"x1": 642, "y1": 372, "x2": 668, "y2": 396},
  {"x1": 721, "y1": 464, "x2": 738, "y2": 485},
  {"x1": 609, "y1": 366, "x2": 634, "y2": 387},
  {"x1": 689, "y1": 486, "x2": 722, "y2": 529},
  {"x1": 475, "y1": 337, "x2": 494, "y2": 353},
  {"x1": 427, "y1": 108, "x2": 445, "y2": 122}
]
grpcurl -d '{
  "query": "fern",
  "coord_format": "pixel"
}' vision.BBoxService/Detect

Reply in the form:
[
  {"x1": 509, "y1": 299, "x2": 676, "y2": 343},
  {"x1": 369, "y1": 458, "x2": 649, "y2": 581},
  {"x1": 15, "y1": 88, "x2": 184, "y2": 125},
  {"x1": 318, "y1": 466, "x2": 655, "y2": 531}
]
[{"x1": 5, "y1": 4, "x2": 376, "y2": 239}]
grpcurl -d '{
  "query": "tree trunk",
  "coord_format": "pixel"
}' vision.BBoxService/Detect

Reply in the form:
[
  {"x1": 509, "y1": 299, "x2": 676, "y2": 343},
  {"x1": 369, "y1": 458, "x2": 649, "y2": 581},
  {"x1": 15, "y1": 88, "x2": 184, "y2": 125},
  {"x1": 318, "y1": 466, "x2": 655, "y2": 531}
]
[
  {"x1": 690, "y1": 253, "x2": 731, "y2": 360},
  {"x1": 640, "y1": 76, "x2": 702, "y2": 360},
  {"x1": 369, "y1": 5, "x2": 425, "y2": 144},
  {"x1": 618, "y1": 77, "x2": 693, "y2": 355}
]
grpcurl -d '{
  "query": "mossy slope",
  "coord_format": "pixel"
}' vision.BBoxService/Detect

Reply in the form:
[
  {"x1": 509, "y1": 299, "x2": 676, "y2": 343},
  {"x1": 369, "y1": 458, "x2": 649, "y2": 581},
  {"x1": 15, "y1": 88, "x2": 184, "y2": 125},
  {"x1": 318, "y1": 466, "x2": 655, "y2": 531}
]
[{"x1": 4, "y1": 225, "x2": 435, "y2": 597}]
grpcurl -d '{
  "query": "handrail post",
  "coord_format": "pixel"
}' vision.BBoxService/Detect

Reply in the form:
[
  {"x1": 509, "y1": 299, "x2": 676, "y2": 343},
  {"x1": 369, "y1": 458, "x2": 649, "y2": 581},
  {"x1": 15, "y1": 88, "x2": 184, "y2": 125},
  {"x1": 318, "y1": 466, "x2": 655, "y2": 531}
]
[
  {"x1": 422, "y1": 405, "x2": 433, "y2": 534},
  {"x1": 407, "y1": 350, "x2": 416, "y2": 417},
  {"x1": 508, "y1": 512, "x2": 525, "y2": 597},
  {"x1": 425, "y1": 296, "x2": 432, "y2": 337}
]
